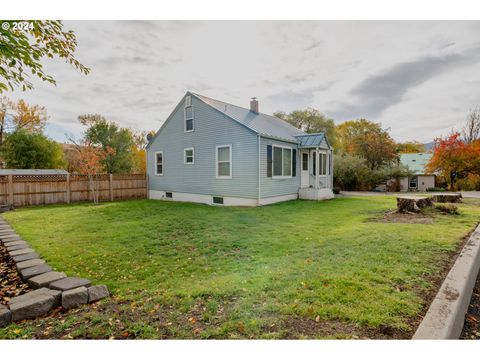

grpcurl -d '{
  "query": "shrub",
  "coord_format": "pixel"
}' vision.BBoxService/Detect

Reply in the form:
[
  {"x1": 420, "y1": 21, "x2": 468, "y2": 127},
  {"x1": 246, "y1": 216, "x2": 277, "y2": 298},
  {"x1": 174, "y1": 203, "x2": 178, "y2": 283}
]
[
  {"x1": 333, "y1": 187, "x2": 341, "y2": 194},
  {"x1": 426, "y1": 187, "x2": 447, "y2": 192},
  {"x1": 435, "y1": 204, "x2": 459, "y2": 215},
  {"x1": 333, "y1": 153, "x2": 411, "y2": 191}
]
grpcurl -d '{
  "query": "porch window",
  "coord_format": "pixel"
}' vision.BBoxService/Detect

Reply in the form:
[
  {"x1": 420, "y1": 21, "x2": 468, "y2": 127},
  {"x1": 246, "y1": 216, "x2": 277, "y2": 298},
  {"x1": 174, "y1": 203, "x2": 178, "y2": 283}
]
[
  {"x1": 272, "y1": 145, "x2": 292, "y2": 178},
  {"x1": 320, "y1": 153, "x2": 327, "y2": 175},
  {"x1": 312, "y1": 152, "x2": 327, "y2": 175},
  {"x1": 155, "y1": 151, "x2": 163, "y2": 175}
]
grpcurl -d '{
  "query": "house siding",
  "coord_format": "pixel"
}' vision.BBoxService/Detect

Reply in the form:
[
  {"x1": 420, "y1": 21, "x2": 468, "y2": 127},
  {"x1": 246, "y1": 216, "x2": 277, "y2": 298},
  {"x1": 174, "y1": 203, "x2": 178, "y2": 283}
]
[
  {"x1": 259, "y1": 136, "x2": 300, "y2": 199},
  {"x1": 147, "y1": 95, "x2": 259, "y2": 199}
]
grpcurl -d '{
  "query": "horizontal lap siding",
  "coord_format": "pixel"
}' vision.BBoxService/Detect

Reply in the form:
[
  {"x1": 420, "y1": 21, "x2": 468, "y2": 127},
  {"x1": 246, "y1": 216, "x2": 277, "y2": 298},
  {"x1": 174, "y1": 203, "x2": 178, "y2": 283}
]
[
  {"x1": 147, "y1": 96, "x2": 258, "y2": 199},
  {"x1": 259, "y1": 137, "x2": 300, "y2": 198}
]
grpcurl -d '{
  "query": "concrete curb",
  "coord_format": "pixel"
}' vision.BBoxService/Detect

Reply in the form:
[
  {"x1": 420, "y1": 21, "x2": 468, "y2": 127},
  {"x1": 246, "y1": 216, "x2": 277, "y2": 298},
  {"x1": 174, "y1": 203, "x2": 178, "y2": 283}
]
[{"x1": 413, "y1": 224, "x2": 480, "y2": 339}]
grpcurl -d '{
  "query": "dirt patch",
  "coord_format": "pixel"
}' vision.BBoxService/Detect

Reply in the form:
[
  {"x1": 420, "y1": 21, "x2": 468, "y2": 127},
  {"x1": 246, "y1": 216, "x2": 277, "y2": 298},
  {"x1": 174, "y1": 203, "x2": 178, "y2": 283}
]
[
  {"x1": 463, "y1": 198, "x2": 480, "y2": 207},
  {"x1": 265, "y1": 315, "x2": 410, "y2": 339},
  {"x1": 0, "y1": 243, "x2": 31, "y2": 306},
  {"x1": 368, "y1": 210, "x2": 434, "y2": 224}
]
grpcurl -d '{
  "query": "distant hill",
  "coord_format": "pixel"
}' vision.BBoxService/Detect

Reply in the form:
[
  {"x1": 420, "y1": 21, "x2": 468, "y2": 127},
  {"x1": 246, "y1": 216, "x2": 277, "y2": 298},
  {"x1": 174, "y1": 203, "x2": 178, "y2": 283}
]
[{"x1": 424, "y1": 142, "x2": 435, "y2": 152}]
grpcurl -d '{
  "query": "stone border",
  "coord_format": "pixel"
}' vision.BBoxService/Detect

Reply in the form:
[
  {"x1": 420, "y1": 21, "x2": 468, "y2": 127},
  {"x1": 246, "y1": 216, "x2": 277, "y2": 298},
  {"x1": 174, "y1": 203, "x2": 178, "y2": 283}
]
[
  {"x1": 413, "y1": 224, "x2": 480, "y2": 339},
  {"x1": 0, "y1": 217, "x2": 110, "y2": 328}
]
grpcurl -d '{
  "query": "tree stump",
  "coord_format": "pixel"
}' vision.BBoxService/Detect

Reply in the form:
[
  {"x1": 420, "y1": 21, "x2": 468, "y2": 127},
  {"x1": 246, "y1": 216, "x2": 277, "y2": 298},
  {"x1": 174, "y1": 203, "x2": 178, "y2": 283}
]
[
  {"x1": 431, "y1": 193, "x2": 462, "y2": 203},
  {"x1": 396, "y1": 196, "x2": 433, "y2": 213}
]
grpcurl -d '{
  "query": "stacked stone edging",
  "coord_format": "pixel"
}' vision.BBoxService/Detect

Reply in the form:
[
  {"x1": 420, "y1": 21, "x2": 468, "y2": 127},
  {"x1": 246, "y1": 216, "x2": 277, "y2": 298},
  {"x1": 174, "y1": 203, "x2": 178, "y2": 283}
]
[{"x1": 0, "y1": 217, "x2": 110, "y2": 328}]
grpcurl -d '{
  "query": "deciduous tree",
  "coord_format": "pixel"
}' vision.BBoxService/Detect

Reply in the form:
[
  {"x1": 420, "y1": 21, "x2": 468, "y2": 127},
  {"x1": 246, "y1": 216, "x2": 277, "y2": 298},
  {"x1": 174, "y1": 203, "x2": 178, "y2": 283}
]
[
  {"x1": 78, "y1": 114, "x2": 134, "y2": 174},
  {"x1": 427, "y1": 132, "x2": 480, "y2": 190},
  {"x1": 462, "y1": 107, "x2": 480, "y2": 144},
  {"x1": 69, "y1": 139, "x2": 115, "y2": 204},
  {"x1": 1, "y1": 130, "x2": 66, "y2": 169},
  {"x1": 274, "y1": 108, "x2": 336, "y2": 146},
  {"x1": 0, "y1": 20, "x2": 89, "y2": 92},
  {"x1": 336, "y1": 119, "x2": 398, "y2": 169}
]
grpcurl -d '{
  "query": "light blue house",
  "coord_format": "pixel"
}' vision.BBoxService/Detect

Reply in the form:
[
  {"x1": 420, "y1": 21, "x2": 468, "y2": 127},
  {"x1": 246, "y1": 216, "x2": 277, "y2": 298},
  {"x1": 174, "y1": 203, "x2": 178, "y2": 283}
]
[
  {"x1": 146, "y1": 92, "x2": 334, "y2": 206},
  {"x1": 399, "y1": 153, "x2": 435, "y2": 192}
]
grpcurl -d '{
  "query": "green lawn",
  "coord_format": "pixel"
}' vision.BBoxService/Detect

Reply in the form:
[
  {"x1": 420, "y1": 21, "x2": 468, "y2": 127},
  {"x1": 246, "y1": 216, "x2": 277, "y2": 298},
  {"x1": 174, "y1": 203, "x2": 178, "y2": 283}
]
[{"x1": 1, "y1": 197, "x2": 479, "y2": 339}]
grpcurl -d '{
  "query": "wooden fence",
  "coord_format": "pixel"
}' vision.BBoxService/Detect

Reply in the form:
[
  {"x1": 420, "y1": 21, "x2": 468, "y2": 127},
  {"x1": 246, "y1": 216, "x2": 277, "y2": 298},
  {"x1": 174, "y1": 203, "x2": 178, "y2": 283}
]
[{"x1": 0, "y1": 173, "x2": 147, "y2": 207}]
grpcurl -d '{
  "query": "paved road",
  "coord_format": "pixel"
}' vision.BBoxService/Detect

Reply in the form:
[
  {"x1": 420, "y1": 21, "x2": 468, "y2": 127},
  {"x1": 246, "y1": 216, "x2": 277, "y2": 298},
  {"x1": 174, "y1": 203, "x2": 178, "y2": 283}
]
[{"x1": 341, "y1": 191, "x2": 480, "y2": 199}]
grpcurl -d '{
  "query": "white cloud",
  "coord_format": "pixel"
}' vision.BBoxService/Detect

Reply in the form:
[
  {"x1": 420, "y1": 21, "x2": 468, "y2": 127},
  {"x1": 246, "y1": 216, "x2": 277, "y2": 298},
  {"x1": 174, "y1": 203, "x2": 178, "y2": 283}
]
[{"x1": 6, "y1": 21, "x2": 480, "y2": 143}]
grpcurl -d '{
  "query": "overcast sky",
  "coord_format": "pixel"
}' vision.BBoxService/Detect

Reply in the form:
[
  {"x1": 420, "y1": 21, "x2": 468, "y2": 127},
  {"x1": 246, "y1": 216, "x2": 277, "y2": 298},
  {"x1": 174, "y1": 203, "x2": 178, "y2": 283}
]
[{"x1": 7, "y1": 21, "x2": 480, "y2": 143}]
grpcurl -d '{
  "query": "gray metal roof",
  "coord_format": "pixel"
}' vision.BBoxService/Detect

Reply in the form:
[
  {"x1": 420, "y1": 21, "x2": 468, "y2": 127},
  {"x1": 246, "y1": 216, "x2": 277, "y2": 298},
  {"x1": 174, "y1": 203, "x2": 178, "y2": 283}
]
[
  {"x1": 192, "y1": 93, "x2": 305, "y2": 142},
  {"x1": 295, "y1": 133, "x2": 327, "y2": 148},
  {"x1": 0, "y1": 169, "x2": 68, "y2": 175}
]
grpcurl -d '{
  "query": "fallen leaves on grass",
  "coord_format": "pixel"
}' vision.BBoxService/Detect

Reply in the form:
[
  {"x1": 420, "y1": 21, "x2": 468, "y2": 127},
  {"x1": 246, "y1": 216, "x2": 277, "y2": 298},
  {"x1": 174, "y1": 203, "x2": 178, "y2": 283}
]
[{"x1": 0, "y1": 244, "x2": 31, "y2": 305}]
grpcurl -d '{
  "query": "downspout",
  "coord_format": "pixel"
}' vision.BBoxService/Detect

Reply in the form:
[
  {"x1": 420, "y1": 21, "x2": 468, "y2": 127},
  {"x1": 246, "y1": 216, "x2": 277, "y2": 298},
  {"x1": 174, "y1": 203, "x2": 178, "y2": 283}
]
[
  {"x1": 257, "y1": 134, "x2": 261, "y2": 205},
  {"x1": 315, "y1": 146, "x2": 319, "y2": 190},
  {"x1": 330, "y1": 148, "x2": 334, "y2": 189}
]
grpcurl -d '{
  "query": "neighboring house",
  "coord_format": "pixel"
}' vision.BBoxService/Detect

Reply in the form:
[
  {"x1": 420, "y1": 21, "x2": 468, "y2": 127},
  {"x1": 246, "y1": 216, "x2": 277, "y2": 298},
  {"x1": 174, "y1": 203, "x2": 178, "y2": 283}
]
[
  {"x1": 399, "y1": 153, "x2": 435, "y2": 192},
  {"x1": 146, "y1": 92, "x2": 334, "y2": 206}
]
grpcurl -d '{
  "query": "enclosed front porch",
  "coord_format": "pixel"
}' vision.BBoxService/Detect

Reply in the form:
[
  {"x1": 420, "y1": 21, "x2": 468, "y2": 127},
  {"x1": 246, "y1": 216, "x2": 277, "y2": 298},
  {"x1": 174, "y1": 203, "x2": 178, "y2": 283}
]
[{"x1": 295, "y1": 133, "x2": 334, "y2": 200}]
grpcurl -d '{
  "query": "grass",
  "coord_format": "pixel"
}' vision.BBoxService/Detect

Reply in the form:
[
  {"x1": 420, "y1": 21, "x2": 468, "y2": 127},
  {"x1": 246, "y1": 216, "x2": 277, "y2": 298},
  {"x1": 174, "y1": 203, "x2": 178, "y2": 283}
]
[{"x1": 0, "y1": 196, "x2": 479, "y2": 339}]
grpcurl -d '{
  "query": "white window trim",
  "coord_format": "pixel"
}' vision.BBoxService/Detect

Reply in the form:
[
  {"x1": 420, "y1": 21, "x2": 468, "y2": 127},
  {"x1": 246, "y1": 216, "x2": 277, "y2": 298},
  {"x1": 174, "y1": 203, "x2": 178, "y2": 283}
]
[
  {"x1": 154, "y1": 151, "x2": 164, "y2": 176},
  {"x1": 313, "y1": 150, "x2": 328, "y2": 176},
  {"x1": 184, "y1": 147, "x2": 195, "y2": 165},
  {"x1": 216, "y1": 144, "x2": 232, "y2": 179},
  {"x1": 319, "y1": 152, "x2": 327, "y2": 176},
  {"x1": 185, "y1": 95, "x2": 192, "y2": 107},
  {"x1": 272, "y1": 144, "x2": 293, "y2": 179},
  {"x1": 184, "y1": 99, "x2": 194, "y2": 133}
]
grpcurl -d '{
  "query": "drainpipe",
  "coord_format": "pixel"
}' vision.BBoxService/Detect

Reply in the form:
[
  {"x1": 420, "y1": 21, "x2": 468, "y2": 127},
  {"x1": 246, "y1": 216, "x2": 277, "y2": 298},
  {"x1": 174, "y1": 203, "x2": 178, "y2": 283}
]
[
  {"x1": 330, "y1": 148, "x2": 334, "y2": 189},
  {"x1": 315, "y1": 146, "x2": 319, "y2": 190},
  {"x1": 257, "y1": 134, "x2": 261, "y2": 205}
]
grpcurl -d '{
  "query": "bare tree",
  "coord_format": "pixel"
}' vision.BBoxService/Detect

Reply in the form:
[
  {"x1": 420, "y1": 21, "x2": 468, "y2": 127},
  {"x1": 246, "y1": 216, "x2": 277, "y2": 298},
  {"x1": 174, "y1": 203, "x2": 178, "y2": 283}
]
[{"x1": 462, "y1": 107, "x2": 480, "y2": 144}]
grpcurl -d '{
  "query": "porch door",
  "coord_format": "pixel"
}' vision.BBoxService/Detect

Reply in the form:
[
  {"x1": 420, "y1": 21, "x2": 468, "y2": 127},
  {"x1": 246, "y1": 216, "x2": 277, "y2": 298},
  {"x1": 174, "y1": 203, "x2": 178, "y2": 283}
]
[{"x1": 301, "y1": 151, "x2": 309, "y2": 188}]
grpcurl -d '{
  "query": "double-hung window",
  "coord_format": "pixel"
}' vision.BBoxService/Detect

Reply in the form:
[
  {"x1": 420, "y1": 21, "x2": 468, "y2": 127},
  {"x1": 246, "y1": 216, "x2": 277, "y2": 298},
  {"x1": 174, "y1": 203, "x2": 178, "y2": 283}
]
[
  {"x1": 184, "y1": 95, "x2": 194, "y2": 132},
  {"x1": 313, "y1": 152, "x2": 327, "y2": 175},
  {"x1": 272, "y1": 145, "x2": 292, "y2": 178},
  {"x1": 184, "y1": 147, "x2": 194, "y2": 164},
  {"x1": 155, "y1": 151, "x2": 163, "y2": 175},
  {"x1": 216, "y1": 145, "x2": 232, "y2": 179}
]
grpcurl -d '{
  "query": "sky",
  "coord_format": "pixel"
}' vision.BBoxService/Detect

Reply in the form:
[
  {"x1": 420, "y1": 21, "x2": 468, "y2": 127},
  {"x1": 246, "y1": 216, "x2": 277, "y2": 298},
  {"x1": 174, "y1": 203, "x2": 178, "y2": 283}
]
[{"x1": 7, "y1": 21, "x2": 480, "y2": 143}]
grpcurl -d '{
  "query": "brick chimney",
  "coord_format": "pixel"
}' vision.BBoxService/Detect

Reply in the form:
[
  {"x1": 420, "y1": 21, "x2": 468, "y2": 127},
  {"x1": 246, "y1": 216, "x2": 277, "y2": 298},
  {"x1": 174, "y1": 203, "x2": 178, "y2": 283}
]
[{"x1": 250, "y1": 97, "x2": 259, "y2": 114}]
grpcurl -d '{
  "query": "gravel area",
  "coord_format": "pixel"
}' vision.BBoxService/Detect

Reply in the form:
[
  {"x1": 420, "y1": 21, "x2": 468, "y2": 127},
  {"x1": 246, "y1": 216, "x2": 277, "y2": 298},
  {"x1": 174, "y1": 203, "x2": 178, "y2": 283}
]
[{"x1": 461, "y1": 268, "x2": 480, "y2": 339}]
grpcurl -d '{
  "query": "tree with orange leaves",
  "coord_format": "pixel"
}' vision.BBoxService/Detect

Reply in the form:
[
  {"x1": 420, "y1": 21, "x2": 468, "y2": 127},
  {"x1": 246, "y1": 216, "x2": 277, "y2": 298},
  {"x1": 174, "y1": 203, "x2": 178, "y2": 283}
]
[
  {"x1": 427, "y1": 132, "x2": 480, "y2": 190},
  {"x1": 70, "y1": 140, "x2": 115, "y2": 204}
]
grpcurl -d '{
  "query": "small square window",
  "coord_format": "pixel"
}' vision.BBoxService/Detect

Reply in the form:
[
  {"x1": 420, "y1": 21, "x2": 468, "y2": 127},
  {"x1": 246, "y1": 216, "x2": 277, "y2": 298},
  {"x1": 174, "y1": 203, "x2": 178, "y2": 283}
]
[
  {"x1": 184, "y1": 148, "x2": 194, "y2": 164},
  {"x1": 185, "y1": 118, "x2": 193, "y2": 132},
  {"x1": 165, "y1": 192, "x2": 173, "y2": 198}
]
